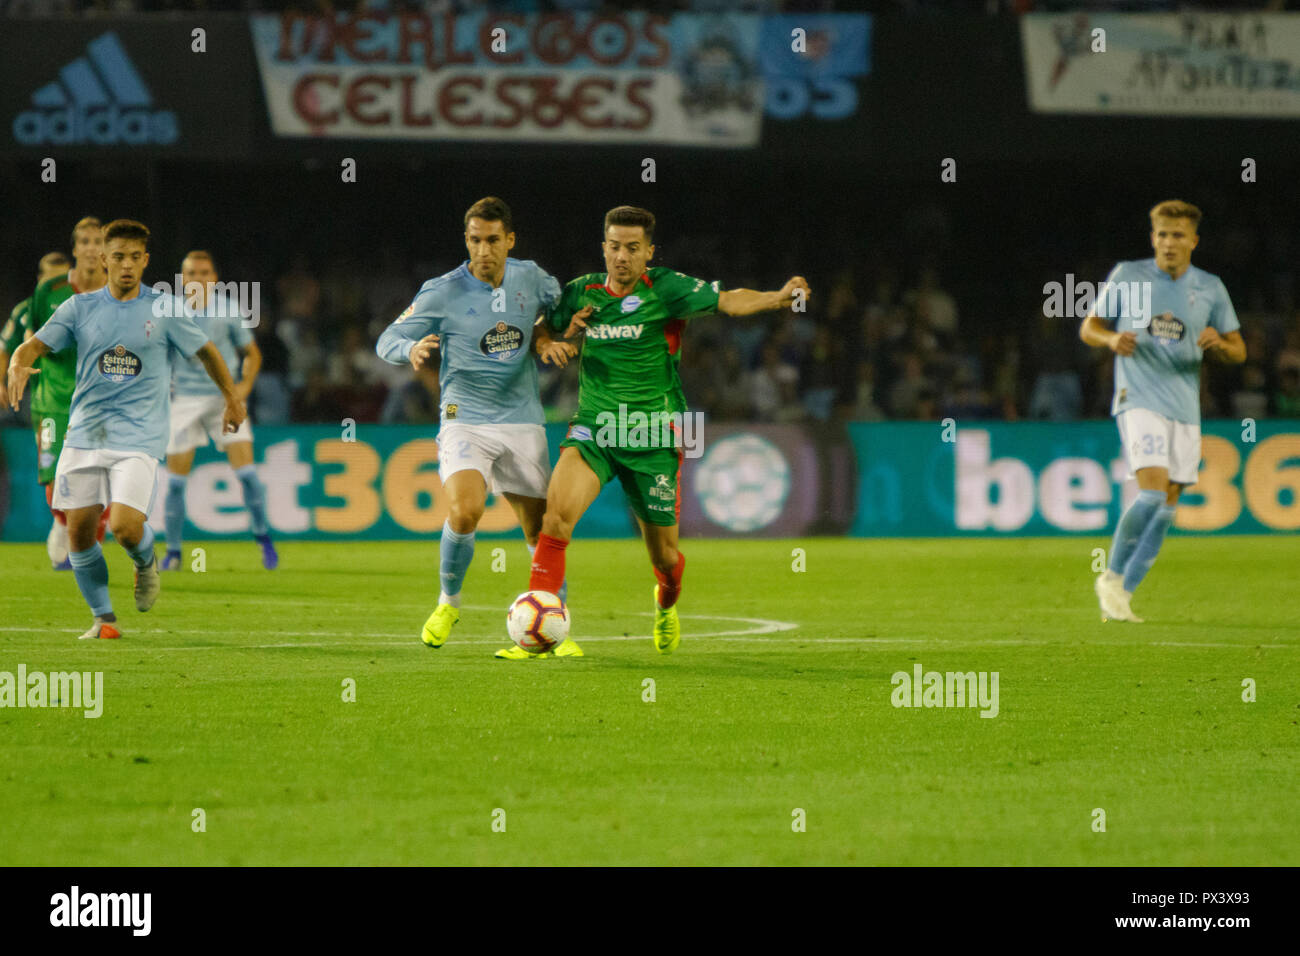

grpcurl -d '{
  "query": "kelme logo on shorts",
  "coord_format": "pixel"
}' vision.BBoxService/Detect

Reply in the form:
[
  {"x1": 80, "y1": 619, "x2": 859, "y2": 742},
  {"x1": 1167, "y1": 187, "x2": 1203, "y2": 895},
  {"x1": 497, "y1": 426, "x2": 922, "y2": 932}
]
[
  {"x1": 480, "y1": 321, "x2": 524, "y2": 360},
  {"x1": 621, "y1": 295, "x2": 642, "y2": 314},
  {"x1": 98, "y1": 345, "x2": 142, "y2": 383}
]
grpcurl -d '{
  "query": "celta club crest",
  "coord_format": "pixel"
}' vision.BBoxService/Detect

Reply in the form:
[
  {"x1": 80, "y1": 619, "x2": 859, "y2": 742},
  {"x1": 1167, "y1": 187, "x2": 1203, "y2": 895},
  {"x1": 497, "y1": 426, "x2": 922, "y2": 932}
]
[
  {"x1": 143, "y1": 319, "x2": 155, "y2": 339},
  {"x1": 516, "y1": 291, "x2": 527, "y2": 313}
]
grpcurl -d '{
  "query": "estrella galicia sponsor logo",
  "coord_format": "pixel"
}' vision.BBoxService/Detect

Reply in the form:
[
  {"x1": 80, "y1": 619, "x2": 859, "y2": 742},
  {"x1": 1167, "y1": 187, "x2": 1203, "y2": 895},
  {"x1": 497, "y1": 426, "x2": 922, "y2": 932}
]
[
  {"x1": 586, "y1": 323, "x2": 644, "y2": 341},
  {"x1": 98, "y1": 345, "x2": 142, "y2": 382},
  {"x1": 1148, "y1": 312, "x2": 1186, "y2": 343},
  {"x1": 479, "y1": 321, "x2": 524, "y2": 360},
  {"x1": 13, "y1": 32, "x2": 178, "y2": 146},
  {"x1": 620, "y1": 295, "x2": 642, "y2": 314}
]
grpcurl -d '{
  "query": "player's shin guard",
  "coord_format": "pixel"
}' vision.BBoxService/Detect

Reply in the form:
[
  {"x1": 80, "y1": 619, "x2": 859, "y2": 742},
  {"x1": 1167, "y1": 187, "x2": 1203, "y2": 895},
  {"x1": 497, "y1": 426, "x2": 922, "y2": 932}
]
[
  {"x1": 69, "y1": 543, "x2": 113, "y2": 617},
  {"x1": 165, "y1": 473, "x2": 187, "y2": 552},
  {"x1": 654, "y1": 552, "x2": 685, "y2": 609},
  {"x1": 1122, "y1": 504, "x2": 1176, "y2": 594},
  {"x1": 44, "y1": 483, "x2": 66, "y2": 526},
  {"x1": 1109, "y1": 489, "x2": 1164, "y2": 576},
  {"x1": 438, "y1": 520, "x2": 475, "y2": 607},
  {"x1": 124, "y1": 524, "x2": 157, "y2": 568},
  {"x1": 529, "y1": 533, "x2": 568, "y2": 596},
  {"x1": 235, "y1": 465, "x2": 270, "y2": 537}
]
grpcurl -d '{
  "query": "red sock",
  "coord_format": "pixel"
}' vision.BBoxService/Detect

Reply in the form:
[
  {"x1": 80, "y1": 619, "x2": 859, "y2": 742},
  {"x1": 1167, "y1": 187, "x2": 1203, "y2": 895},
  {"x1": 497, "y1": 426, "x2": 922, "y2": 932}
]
[
  {"x1": 529, "y1": 533, "x2": 568, "y2": 594},
  {"x1": 44, "y1": 484, "x2": 66, "y2": 526},
  {"x1": 654, "y1": 552, "x2": 685, "y2": 609},
  {"x1": 96, "y1": 506, "x2": 111, "y2": 543}
]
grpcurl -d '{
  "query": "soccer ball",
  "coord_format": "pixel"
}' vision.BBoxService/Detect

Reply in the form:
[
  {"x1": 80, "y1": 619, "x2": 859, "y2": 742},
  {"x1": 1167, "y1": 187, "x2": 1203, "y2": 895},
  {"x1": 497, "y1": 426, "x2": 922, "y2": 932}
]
[{"x1": 506, "y1": 591, "x2": 570, "y2": 654}]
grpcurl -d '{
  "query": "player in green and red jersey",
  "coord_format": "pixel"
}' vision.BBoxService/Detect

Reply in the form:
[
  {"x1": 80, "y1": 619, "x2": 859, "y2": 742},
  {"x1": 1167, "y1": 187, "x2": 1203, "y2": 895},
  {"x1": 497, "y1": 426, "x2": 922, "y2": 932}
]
[
  {"x1": 501, "y1": 205, "x2": 809, "y2": 659},
  {"x1": 24, "y1": 217, "x2": 111, "y2": 568},
  {"x1": 1, "y1": 252, "x2": 69, "y2": 379}
]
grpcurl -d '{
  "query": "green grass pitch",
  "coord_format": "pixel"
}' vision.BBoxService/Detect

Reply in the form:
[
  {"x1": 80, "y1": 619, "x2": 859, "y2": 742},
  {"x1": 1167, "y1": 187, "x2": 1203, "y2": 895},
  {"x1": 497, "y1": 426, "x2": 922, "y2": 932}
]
[{"x1": 0, "y1": 536, "x2": 1296, "y2": 866}]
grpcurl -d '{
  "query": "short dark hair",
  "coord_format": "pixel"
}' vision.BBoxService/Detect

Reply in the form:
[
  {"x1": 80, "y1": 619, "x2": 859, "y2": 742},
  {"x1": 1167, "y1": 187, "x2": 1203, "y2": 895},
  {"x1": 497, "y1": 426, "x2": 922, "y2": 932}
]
[
  {"x1": 604, "y1": 206, "x2": 655, "y2": 243},
  {"x1": 184, "y1": 249, "x2": 217, "y2": 273},
  {"x1": 464, "y1": 196, "x2": 513, "y2": 234},
  {"x1": 39, "y1": 252, "x2": 69, "y2": 271},
  {"x1": 104, "y1": 219, "x2": 151, "y2": 249},
  {"x1": 70, "y1": 216, "x2": 102, "y2": 247}
]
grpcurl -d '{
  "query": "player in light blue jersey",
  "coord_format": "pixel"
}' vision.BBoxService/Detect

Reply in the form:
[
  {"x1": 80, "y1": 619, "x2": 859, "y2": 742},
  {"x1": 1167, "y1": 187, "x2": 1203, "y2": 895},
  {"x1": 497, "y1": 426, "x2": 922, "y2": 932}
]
[
  {"x1": 7, "y1": 220, "x2": 245, "y2": 640},
  {"x1": 376, "y1": 197, "x2": 577, "y2": 654},
  {"x1": 161, "y1": 251, "x2": 276, "y2": 573},
  {"x1": 1080, "y1": 200, "x2": 1245, "y2": 622}
]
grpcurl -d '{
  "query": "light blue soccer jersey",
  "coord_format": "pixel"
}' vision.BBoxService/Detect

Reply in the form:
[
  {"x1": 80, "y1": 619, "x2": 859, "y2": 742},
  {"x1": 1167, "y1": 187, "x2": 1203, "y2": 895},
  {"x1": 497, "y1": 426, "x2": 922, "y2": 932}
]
[
  {"x1": 171, "y1": 295, "x2": 252, "y2": 397},
  {"x1": 35, "y1": 284, "x2": 210, "y2": 459},
  {"x1": 1094, "y1": 258, "x2": 1239, "y2": 424},
  {"x1": 375, "y1": 258, "x2": 561, "y2": 429}
]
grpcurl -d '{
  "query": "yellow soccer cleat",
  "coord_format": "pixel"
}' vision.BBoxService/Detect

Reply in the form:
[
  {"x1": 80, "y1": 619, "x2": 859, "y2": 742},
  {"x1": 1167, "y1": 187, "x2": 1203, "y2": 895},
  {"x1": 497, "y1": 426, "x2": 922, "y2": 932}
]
[
  {"x1": 421, "y1": 603, "x2": 459, "y2": 648},
  {"x1": 652, "y1": 585, "x2": 680, "y2": 654},
  {"x1": 552, "y1": 638, "x2": 584, "y2": 658},
  {"x1": 494, "y1": 644, "x2": 553, "y2": 660}
]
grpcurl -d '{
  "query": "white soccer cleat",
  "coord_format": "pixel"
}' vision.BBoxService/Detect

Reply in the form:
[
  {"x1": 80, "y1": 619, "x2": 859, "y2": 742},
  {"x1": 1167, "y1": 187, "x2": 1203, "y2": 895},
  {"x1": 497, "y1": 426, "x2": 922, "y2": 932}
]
[
  {"x1": 1111, "y1": 588, "x2": 1144, "y2": 624},
  {"x1": 79, "y1": 618, "x2": 121, "y2": 640},
  {"x1": 134, "y1": 557, "x2": 161, "y2": 612},
  {"x1": 1094, "y1": 572, "x2": 1126, "y2": 622},
  {"x1": 47, "y1": 520, "x2": 70, "y2": 567}
]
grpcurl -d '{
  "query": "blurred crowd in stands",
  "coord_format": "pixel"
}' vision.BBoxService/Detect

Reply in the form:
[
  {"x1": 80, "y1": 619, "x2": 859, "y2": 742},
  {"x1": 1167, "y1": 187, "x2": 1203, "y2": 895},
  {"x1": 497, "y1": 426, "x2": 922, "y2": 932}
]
[{"x1": 164, "y1": 248, "x2": 1300, "y2": 428}]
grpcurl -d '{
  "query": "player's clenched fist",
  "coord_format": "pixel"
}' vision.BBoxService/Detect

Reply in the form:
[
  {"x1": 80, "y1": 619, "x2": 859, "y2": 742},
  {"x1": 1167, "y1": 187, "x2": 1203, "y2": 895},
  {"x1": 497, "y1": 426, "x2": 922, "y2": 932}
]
[
  {"x1": 1110, "y1": 331, "x2": 1137, "y2": 356},
  {"x1": 776, "y1": 276, "x2": 810, "y2": 309},
  {"x1": 1197, "y1": 327, "x2": 1223, "y2": 352},
  {"x1": 223, "y1": 397, "x2": 247, "y2": 433},
  {"x1": 409, "y1": 333, "x2": 440, "y2": 372}
]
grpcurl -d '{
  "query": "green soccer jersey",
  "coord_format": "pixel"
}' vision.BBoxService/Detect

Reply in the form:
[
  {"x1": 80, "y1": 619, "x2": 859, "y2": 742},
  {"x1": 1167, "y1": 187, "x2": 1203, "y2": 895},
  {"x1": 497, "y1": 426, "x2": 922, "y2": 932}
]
[
  {"x1": 27, "y1": 273, "x2": 80, "y2": 416},
  {"x1": 1, "y1": 297, "x2": 31, "y2": 355},
  {"x1": 547, "y1": 266, "x2": 721, "y2": 420}
]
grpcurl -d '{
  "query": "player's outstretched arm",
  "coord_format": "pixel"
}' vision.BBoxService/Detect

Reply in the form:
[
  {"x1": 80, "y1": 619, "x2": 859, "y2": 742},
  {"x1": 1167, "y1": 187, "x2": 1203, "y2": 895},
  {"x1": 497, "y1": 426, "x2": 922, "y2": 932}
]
[
  {"x1": 1079, "y1": 314, "x2": 1136, "y2": 356},
  {"x1": 717, "y1": 276, "x2": 810, "y2": 317},
  {"x1": 6, "y1": 336, "x2": 50, "y2": 410},
  {"x1": 195, "y1": 340, "x2": 247, "y2": 433}
]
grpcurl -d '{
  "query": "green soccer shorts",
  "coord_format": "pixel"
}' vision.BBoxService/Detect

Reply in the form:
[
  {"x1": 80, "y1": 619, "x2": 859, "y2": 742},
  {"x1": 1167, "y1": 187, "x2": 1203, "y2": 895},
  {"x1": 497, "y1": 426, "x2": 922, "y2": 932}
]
[
  {"x1": 561, "y1": 420, "x2": 683, "y2": 527},
  {"x1": 34, "y1": 411, "x2": 69, "y2": 485}
]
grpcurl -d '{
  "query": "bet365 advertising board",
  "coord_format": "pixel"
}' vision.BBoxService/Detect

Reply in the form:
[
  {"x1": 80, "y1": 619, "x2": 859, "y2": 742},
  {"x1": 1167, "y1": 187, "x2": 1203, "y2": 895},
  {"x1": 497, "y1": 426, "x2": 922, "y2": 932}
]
[{"x1": 2, "y1": 420, "x2": 1297, "y2": 541}]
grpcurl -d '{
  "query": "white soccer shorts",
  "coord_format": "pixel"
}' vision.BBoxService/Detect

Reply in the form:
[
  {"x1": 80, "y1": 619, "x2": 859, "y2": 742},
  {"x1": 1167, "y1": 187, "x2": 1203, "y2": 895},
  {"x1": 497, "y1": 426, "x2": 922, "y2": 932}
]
[
  {"x1": 1117, "y1": 407, "x2": 1201, "y2": 485},
  {"x1": 437, "y1": 422, "x2": 550, "y2": 498},
  {"x1": 167, "y1": 393, "x2": 253, "y2": 454},
  {"x1": 51, "y1": 447, "x2": 159, "y2": 515}
]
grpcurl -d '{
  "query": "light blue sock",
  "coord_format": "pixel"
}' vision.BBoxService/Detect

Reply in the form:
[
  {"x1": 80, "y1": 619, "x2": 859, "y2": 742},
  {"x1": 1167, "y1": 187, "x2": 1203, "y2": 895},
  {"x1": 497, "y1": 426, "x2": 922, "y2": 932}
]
[
  {"x1": 528, "y1": 543, "x2": 567, "y2": 604},
  {"x1": 165, "y1": 473, "x2": 187, "y2": 552},
  {"x1": 235, "y1": 464, "x2": 270, "y2": 537},
  {"x1": 125, "y1": 523, "x2": 156, "y2": 568},
  {"x1": 439, "y1": 520, "x2": 475, "y2": 607},
  {"x1": 1109, "y1": 489, "x2": 1165, "y2": 575},
  {"x1": 69, "y1": 543, "x2": 113, "y2": 616},
  {"x1": 1123, "y1": 504, "x2": 1176, "y2": 594}
]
